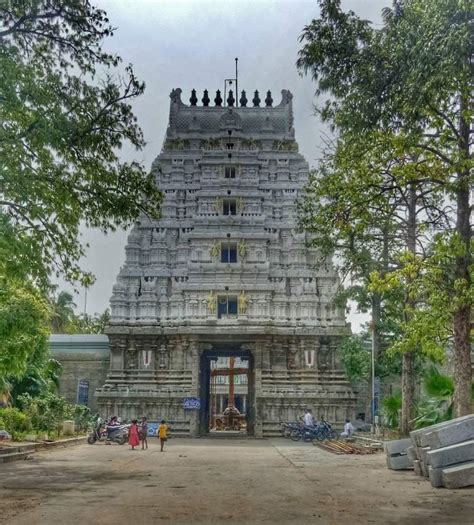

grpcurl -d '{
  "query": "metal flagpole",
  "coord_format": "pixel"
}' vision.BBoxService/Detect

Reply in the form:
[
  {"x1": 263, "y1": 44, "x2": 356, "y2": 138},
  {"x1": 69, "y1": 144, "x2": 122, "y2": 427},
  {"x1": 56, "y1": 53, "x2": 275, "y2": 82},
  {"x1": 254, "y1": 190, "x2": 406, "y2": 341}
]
[{"x1": 235, "y1": 57, "x2": 238, "y2": 107}]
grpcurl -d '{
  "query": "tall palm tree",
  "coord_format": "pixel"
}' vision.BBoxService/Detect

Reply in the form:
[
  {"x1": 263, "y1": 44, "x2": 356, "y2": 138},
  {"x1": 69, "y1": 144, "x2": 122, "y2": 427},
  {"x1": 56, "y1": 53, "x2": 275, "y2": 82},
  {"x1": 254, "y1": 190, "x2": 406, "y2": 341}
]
[{"x1": 50, "y1": 291, "x2": 76, "y2": 333}]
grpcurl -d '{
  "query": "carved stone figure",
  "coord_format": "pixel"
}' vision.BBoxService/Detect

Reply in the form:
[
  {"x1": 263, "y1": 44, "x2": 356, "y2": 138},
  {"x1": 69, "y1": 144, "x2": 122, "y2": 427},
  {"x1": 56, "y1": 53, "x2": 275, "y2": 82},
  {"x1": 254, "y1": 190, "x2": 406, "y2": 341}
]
[
  {"x1": 207, "y1": 290, "x2": 217, "y2": 314},
  {"x1": 237, "y1": 240, "x2": 248, "y2": 259},
  {"x1": 238, "y1": 291, "x2": 249, "y2": 315},
  {"x1": 210, "y1": 241, "x2": 220, "y2": 261}
]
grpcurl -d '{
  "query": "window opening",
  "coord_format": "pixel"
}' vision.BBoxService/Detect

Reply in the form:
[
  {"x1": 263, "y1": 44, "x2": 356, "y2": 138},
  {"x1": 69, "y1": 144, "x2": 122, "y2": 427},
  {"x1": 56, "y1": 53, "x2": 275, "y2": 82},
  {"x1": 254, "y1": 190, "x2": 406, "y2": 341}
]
[
  {"x1": 223, "y1": 199, "x2": 236, "y2": 216},
  {"x1": 221, "y1": 242, "x2": 237, "y2": 263},
  {"x1": 217, "y1": 295, "x2": 238, "y2": 318},
  {"x1": 225, "y1": 166, "x2": 236, "y2": 178}
]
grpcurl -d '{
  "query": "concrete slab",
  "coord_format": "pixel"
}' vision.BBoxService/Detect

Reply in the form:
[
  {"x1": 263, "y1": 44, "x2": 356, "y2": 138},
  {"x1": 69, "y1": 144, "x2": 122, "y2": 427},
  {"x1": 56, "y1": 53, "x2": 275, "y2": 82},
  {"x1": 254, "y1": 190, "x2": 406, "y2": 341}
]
[
  {"x1": 428, "y1": 466, "x2": 444, "y2": 488},
  {"x1": 420, "y1": 446, "x2": 431, "y2": 468},
  {"x1": 413, "y1": 459, "x2": 422, "y2": 476},
  {"x1": 384, "y1": 438, "x2": 412, "y2": 456},
  {"x1": 428, "y1": 440, "x2": 474, "y2": 469},
  {"x1": 386, "y1": 453, "x2": 413, "y2": 470},
  {"x1": 410, "y1": 416, "x2": 474, "y2": 448},
  {"x1": 425, "y1": 417, "x2": 474, "y2": 450},
  {"x1": 442, "y1": 461, "x2": 474, "y2": 489}
]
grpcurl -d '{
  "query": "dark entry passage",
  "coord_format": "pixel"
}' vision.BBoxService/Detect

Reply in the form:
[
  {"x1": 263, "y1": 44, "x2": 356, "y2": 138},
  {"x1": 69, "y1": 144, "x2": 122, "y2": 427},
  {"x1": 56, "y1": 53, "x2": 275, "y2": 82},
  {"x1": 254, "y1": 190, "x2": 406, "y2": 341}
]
[{"x1": 199, "y1": 347, "x2": 254, "y2": 436}]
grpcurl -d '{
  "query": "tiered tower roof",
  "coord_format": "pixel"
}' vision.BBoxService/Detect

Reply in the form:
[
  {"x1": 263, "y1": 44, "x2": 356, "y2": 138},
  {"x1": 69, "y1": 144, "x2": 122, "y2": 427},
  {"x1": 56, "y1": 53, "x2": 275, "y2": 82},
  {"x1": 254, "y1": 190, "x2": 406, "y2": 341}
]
[{"x1": 109, "y1": 88, "x2": 346, "y2": 336}]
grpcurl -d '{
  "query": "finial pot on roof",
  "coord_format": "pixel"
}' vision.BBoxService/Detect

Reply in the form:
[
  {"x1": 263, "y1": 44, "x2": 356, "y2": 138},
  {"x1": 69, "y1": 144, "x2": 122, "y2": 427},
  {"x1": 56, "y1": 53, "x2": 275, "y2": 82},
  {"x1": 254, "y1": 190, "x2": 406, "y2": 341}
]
[
  {"x1": 202, "y1": 89, "x2": 210, "y2": 106},
  {"x1": 240, "y1": 90, "x2": 248, "y2": 107},
  {"x1": 169, "y1": 88, "x2": 183, "y2": 105},
  {"x1": 265, "y1": 90, "x2": 273, "y2": 107},
  {"x1": 189, "y1": 89, "x2": 198, "y2": 106},
  {"x1": 214, "y1": 90, "x2": 223, "y2": 107},
  {"x1": 252, "y1": 90, "x2": 260, "y2": 107},
  {"x1": 227, "y1": 90, "x2": 235, "y2": 107}
]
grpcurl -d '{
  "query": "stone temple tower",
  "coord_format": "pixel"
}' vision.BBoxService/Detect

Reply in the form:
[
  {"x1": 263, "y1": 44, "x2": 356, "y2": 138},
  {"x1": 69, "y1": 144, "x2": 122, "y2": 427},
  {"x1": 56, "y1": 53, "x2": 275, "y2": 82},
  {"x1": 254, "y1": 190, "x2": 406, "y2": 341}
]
[{"x1": 96, "y1": 87, "x2": 357, "y2": 436}]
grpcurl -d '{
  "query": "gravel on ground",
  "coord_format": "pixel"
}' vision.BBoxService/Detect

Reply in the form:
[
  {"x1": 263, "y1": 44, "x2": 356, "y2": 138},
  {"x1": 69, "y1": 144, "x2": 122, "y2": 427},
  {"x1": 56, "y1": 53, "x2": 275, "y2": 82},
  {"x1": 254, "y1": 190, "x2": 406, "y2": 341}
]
[{"x1": 0, "y1": 438, "x2": 472, "y2": 524}]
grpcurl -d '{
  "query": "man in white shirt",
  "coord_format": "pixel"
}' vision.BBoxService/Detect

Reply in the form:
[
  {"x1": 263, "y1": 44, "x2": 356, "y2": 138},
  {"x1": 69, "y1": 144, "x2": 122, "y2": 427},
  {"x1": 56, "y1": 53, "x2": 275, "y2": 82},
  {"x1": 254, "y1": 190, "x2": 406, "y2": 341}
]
[
  {"x1": 341, "y1": 419, "x2": 355, "y2": 438},
  {"x1": 303, "y1": 409, "x2": 315, "y2": 427}
]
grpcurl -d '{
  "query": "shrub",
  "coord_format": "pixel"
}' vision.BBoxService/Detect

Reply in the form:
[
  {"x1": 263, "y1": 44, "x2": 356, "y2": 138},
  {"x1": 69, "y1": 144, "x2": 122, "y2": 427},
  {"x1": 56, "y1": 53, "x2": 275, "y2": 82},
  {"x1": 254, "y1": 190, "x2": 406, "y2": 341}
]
[
  {"x1": 73, "y1": 404, "x2": 94, "y2": 432},
  {"x1": 0, "y1": 407, "x2": 30, "y2": 433},
  {"x1": 381, "y1": 392, "x2": 402, "y2": 429}
]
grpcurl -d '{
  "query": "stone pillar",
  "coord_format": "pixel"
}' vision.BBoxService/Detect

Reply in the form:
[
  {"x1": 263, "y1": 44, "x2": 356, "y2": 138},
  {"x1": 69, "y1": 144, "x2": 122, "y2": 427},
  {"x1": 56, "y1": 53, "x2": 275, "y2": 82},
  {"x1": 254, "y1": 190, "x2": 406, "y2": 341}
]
[
  {"x1": 110, "y1": 337, "x2": 125, "y2": 369},
  {"x1": 288, "y1": 337, "x2": 298, "y2": 369},
  {"x1": 188, "y1": 339, "x2": 200, "y2": 437},
  {"x1": 261, "y1": 339, "x2": 271, "y2": 370},
  {"x1": 314, "y1": 337, "x2": 320, "y2": 371},
  {"x1": 318, "y1": 338, "x2": 331, "y2": 372},
  {"x1": 330, "y1": 338, "x2": 340, "y2": 369}
]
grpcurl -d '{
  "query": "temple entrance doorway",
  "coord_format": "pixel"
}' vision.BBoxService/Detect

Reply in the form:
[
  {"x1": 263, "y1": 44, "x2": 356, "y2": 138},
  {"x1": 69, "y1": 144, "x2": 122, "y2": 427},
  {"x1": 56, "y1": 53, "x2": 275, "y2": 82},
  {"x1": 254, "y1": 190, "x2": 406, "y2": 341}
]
[{"x1": 199, "y1": 346, "x2": 254, "y2": 436}]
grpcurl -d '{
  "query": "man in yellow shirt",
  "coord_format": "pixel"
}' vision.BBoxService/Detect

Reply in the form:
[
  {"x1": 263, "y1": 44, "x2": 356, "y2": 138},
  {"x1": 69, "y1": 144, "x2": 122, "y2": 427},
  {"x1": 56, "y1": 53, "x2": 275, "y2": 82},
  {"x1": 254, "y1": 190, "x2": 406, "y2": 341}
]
[{"x1": 157, "y1": 419, "x2": 168, "y2": 451}]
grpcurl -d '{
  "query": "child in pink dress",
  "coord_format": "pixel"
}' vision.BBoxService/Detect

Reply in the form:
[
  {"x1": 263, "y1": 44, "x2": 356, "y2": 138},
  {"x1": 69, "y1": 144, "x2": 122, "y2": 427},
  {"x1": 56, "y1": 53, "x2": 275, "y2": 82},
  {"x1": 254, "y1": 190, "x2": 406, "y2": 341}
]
[{"x1": 128, "y1": 420, "x2": 140, "y2": 450}]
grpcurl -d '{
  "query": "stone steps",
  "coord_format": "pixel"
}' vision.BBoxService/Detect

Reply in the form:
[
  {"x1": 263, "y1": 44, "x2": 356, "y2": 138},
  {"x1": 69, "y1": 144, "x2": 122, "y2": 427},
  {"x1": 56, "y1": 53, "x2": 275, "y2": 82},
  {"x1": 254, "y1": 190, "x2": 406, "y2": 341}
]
[
  {"x1": 0, "y1": 451, "x2": 30, "y2": 464},
  {"x1": 0, "y1": 436, "x2": 87, "y2": 466}
]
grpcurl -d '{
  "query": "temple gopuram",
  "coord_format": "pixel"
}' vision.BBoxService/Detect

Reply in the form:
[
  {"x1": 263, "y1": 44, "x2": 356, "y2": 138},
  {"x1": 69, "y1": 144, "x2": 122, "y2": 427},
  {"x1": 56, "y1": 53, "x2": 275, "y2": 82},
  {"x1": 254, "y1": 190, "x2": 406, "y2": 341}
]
[{"x1": 96, "y1": 87, "x2": 357, "y2": 436}]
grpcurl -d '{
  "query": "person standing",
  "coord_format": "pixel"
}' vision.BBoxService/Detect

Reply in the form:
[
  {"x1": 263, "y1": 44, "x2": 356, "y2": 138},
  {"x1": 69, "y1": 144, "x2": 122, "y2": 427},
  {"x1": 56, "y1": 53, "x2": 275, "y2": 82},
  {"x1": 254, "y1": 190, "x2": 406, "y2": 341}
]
[
  {"x1": 157, "y1": 419, "x2": 168, "y2": 452},
  {"x1": 140, "y1": 417, "x2": 148, "y2": 450},
  {"x1": 303, "y1": 409, "x2": 314, "y2": 427},
  {"x1": 128, "y1": 420, "x2": 140, "y2": 450}
]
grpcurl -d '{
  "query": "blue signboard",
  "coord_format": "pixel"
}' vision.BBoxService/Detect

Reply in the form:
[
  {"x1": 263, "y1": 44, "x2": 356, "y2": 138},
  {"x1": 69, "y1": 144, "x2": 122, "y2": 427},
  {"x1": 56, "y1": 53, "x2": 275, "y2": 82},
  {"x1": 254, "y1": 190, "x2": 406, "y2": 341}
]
[
  {"x1": 147, "y1": 422, "x2": 159, "y2": 437},
  {"x1": 76, "y1": 380, "x2": 89, "y2": 406},
  {"x1": 183, "y1": 397, "x2": 201, "y2": 410}
]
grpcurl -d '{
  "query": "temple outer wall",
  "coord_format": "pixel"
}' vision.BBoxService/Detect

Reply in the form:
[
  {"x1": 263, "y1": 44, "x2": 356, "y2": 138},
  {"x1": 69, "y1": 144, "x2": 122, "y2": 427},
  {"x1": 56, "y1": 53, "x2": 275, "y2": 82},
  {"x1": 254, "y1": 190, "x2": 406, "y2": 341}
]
[
  {"x1": 50, "y1": 334, "x2": 109, "y2": 413},
  {"x1": 96, "y1": 329, "x2": 357, "y2": 437}
]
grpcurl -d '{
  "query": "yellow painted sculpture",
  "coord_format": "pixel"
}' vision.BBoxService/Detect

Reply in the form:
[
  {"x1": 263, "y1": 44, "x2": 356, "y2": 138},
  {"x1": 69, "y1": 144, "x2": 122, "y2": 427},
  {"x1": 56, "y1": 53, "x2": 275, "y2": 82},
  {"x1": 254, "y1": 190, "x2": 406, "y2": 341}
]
[
  {"x1": 207, "y1": 290, "x2": 217, "y2": 314},
  {"x1": 237, "y1": 240, "x2": 248, "y2": 259},
  {"x1": 210, "y1": 241, "x2": 220, "y2": 261},
  {"x1": 238, "y1": 290, "x2": 249, "y2": 315}
]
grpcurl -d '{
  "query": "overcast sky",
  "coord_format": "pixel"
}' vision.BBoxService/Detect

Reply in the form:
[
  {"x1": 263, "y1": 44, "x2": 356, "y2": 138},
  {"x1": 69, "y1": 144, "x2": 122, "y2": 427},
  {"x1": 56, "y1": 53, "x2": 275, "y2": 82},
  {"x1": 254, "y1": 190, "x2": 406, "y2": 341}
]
[{"x1": 61, "y1": 0, "x2": 390, "y2": 332}]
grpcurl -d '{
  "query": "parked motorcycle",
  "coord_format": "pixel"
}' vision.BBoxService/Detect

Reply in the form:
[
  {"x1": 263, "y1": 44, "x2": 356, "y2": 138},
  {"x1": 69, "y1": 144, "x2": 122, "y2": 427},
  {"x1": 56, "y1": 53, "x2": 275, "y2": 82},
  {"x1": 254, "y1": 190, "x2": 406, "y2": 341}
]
[{"x1": 87, "y1": 418, "x2": 128, "y2": 445}]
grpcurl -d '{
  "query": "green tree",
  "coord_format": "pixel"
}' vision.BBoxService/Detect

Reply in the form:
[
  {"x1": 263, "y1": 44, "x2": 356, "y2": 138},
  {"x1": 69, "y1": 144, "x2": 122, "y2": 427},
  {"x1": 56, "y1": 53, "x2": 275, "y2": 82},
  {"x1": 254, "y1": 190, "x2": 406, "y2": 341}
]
[
  {"x1": 339, "y1": 336, "x2": 371, "y2": 384},
  {"x1": 8, "y1": 357, "x2": 62, "y2": 405},
  {"x1": 0, "y1": 1, "x2": 162, "y2": 286},
  {"x1": 299, "y1": 130, "x2": 448, "y2": 433},
  {"x1": 67, "y1": 308, "x2": 110, "y2": 334},
  {"x1": 50, "y1": 290, "x2": 77, "y2": 333},
  {"x1": 1, "y1": 2, "x2": 162, "y2": 383},
  {"x1": 0, "y1": 275, "x2": 50, "y2": 379},
  {"x1": 297, "y1": 0, "x2": 472, "y2": 420}
]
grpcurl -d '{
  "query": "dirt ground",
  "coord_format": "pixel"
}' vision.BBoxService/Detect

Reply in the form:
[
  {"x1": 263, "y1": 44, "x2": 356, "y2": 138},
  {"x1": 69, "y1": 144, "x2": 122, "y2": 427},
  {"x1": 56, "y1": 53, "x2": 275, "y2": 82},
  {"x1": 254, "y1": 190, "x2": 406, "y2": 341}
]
[{"x1": 0, "y1": 438, "x2": 472, "y2": 524}]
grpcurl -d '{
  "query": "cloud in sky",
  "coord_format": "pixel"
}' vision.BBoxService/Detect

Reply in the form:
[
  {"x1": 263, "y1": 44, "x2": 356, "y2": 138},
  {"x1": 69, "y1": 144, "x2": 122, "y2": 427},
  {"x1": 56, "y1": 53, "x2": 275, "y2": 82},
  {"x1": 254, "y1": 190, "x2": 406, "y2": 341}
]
[{"x1": 62, "y1": 0, "x2": 390, "y2": 332}]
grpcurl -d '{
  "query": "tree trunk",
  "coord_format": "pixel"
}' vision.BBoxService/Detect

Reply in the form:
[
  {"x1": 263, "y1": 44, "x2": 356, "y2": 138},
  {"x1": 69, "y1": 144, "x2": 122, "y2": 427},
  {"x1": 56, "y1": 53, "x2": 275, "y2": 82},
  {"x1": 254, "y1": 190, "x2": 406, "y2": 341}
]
[
  {"x1": 453, "y1": 94, "x2": 472, "y2": 416},
  {"x1": 401, "y1": 351, "x2": 416, "y2": 436},
  {"x1": 453, "y1": 306, "x2": 472, "y2": 416},
  {"x1": 371, "y1": 292, "x2": 382, "y2": 361},
  {"x1": 400, "y1": 184, "x2": 418, "y2": 435}
]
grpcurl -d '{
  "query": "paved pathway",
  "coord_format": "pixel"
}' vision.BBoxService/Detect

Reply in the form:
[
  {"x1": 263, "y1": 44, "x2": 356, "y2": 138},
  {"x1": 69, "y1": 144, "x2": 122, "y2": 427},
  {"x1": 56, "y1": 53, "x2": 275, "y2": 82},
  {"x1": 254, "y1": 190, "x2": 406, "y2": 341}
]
[{"x1": 0, "y1": 438, "x2": 473, "y2": 524}]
